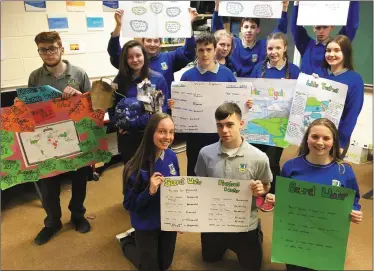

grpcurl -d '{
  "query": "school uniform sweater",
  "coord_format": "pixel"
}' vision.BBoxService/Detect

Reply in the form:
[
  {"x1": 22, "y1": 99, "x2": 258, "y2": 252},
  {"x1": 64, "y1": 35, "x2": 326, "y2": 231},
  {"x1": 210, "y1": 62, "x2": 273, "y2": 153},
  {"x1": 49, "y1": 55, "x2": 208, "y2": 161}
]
[
  {"x1": 123, "y1": 149, "x2": 180, "y2": 230},
  {"x1": 291, "y1": 2, "x2": 360, "y2": 76},
  {"x1": 281, "y1": 156, "x2": 361, "y2": 210},
  {"x1": 108, "y1": 36, "x2": 196, "y2": 98},
  {"x1": 322, "y1": 69, "x2": 364, "y2": 148},
  {"x1": 212, "y1": 11, "x2": 288, "y2": 77},
  {"x1": 250, "y1": 61, "x2": 301, "y2": 79}
]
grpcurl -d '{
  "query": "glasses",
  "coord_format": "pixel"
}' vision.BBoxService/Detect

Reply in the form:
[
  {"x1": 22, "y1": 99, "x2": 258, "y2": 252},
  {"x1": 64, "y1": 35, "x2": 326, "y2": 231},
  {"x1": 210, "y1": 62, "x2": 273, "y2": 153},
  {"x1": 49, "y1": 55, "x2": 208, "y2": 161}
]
[
  {"x1": 37, "y1": 46, "x2": 60, "y2": 55},
  {"x1": 314, "y1": 26, "x2": 329, "y2": 30}
]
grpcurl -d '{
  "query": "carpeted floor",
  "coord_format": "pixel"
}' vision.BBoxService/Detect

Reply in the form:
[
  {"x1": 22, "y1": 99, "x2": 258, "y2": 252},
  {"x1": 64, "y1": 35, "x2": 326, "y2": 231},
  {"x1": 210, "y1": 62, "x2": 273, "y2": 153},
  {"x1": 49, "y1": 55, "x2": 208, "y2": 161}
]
[{"x1": 1, "y1": 146, "x2": 373, "y2": 270}]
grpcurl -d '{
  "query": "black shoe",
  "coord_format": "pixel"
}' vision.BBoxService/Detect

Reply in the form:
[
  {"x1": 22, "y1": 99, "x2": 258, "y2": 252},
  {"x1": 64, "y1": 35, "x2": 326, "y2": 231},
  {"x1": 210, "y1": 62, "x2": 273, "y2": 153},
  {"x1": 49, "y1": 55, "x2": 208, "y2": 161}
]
[
  {"x1": 71, "y1": 216, "x2": 90, "y2": 233},
  {"x1": 34, "y1": 225, "x2": 62, "y2": 245}
]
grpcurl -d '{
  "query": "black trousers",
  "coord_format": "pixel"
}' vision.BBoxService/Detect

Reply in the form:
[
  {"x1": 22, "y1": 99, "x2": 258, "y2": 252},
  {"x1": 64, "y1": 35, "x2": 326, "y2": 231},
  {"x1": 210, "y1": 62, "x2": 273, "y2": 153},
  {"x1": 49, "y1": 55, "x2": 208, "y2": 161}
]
[
  {"x1": 201, "y1": 224, "x2": 263, "y2": 271},
  {"x1": 40, "y1": 166, "x2": 91, "y2": 228},
  {"x1": 135, "y1": 230, "x2": 177, "y2": 271},
  {"x1": 286, "y1": 264, "x2": 315, "y2": 271},
  {"x1": 252, "y1": 144, "x2": 283, "y2": 194},
  {"x1": 117, "y1": 130, "x2": 144, "y2": 164},
  {"x1": 186, "y1": 133, "x2": 219, "y2": 176}
]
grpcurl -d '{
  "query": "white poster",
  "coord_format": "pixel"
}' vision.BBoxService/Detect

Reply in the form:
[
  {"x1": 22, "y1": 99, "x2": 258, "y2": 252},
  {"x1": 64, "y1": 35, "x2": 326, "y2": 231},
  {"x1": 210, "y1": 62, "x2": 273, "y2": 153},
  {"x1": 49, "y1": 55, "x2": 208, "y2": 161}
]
[
  {"x1": 285, "y1": 73, "x2": 348, "y2": 146},
  {"x1": 219, "y1": 1, "x2": 283, "y2": 19},
  {"x1": 238, "y1": 78, "x2": 296, "y2": 148},
  {"x1": 66, "y1": 1, "x2": 86, "y2": 12},
  {"x1": 171, "y1": 81, "x2": 253, "y2": 133},
  {"x1": 17, "y1": 120, "x2": 81, "y2": 166},
  {"x1": 297, "y1": 1, "x2": 350, "y2": 26},
  {"x1": 47, "y1": 14, "x2": 69, "y2": 32},
  {"x1": 62, "y1": 38, "x2": 86, "y2": 54},
  {"x1": 24, "y1": 1, "x2": 46, "y2": 12},
  {"x1": 119, "y1": 1, "x2": 191, "y2": 38},
  {"x1": 161, "y1": 176, "x2": 253, "y2": 232}
]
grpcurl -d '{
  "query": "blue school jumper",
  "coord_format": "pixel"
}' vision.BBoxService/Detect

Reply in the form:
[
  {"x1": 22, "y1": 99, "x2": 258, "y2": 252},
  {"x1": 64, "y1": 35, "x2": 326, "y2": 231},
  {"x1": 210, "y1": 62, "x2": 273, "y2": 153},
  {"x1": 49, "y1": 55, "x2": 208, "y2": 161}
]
[
  {"x1": 123, "y1": 149, "x2": 180, "y2": 230},
  {"x1": 281, "y1": 156, "x2": 361, "y2": 210},
  {"x1": 291, "y1": 1, "x2": 360, "y2": 76},
  {"x1": 108, "y1": 36, "x2": 196, "y2": 99},
  {"x1": 212, "y1": 11, "x2": 288, "y2": 77},
  {"x1": 322, "y1": 69, "x2": 364, "y2": 149}
]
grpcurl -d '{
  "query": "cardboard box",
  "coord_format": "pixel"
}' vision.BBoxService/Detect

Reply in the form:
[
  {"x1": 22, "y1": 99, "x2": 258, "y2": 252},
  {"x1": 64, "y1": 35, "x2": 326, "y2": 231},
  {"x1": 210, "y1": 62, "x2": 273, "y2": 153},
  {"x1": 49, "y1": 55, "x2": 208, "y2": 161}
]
[{"x1": 344, "y1": 141, "x2": 372, "y2": 164}]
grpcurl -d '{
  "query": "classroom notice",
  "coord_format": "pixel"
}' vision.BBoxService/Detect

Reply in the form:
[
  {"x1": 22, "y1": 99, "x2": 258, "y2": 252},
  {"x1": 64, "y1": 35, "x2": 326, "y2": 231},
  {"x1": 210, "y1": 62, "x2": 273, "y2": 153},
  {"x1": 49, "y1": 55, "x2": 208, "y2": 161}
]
[
  {"x1": 285, "y1": 73, "x2": 347, "y2": 146},
  {"x1": 161, "y1": 176, "x2": 253, "y2": 232},
  {"x1": 24, "y1": 1, "x2": 46, "y2": 12},
  {"x1": 119, "y1": 1, "x2": 191, "y2": 38},
  {"x1": 297, "y1": 1, "x2": 350, "y2": 26},
  {"x1": 219, "y1": 1, "x2": 283, "y2": 19},
  {"x1": 238, "y1": 78, "x2": 296, "y2": 148},
  {"x1": 272, "y1": 177, "x2": 355, "y2": 270},
  {"x1": 0, "y1": 94, "x2": 112, "y2": 190},
  {"x1": 171, "y1": 81, "x2": 252, "y2": 133}
]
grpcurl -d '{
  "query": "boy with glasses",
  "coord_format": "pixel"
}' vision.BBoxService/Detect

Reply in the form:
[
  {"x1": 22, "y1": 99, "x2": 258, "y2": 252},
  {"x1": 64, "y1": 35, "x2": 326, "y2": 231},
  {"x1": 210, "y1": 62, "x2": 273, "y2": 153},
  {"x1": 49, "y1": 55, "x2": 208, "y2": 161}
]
[
  {"x1": 291, "y1": 1, "x2": 360, "y2": 76},
  {"x1": 29, "y1": 31, "x2": 92, "y2": 245}
]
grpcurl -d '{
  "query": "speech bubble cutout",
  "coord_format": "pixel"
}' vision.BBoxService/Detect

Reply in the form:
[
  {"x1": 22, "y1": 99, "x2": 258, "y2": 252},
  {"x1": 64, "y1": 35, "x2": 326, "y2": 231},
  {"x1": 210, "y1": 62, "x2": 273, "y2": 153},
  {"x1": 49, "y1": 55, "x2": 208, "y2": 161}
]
[
  {"x1": 132, "y1": 6, "x2": 147, "y2": 15},
  {"x1": 253, "y1": 4, "x2": 273, "y2": 17},
  {"x1": 166, "y1": 7, "x2": 181, "y2": 17},
  {"x1": 150, "y1": 2, "x2": 163, "y2": 14},
  {"x1": 130, "y1": 20, "x2": 148, "y2": 32},
  {"x1": 165, "y1": 21, "x2": 181, "y2": 33},
  {"x1": 226, "y1": 2, "x2": 244, "y2": 15}
]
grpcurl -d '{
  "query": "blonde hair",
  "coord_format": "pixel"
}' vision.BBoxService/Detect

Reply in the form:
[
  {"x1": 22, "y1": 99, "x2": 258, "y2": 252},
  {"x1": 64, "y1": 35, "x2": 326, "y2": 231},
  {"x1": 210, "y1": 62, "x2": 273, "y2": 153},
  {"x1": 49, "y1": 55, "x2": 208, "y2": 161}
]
[{"x1": 214, "y1": 29, "x2": 235, "y2": 56}]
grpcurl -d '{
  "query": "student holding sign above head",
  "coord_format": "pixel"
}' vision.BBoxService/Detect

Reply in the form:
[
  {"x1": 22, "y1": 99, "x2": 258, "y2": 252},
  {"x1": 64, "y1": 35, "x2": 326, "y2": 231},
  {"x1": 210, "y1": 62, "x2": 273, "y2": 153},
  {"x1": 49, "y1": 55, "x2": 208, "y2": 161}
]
[
  {"x1": 195, "y1": 103, "x2": 272, "y2": 271},
  {"x1": 111, "y1": 40, "x2": 169, "y2": 165},
  {"x1": 108, "y1": 7, "x2": 198, "y2": 99},
  {"x1": 212, "y1": 0, "x2": 290, "y2": 77},
  {"x1": 320, "y1": 34, "x2": 363, "y2": 156},
  {"x1": 250, "y1": 32, "x2": 300, "y2": 212},
  {"x1": 29, "y1": 31, "x2": 92, "y2": 245},
  {"x1": 168, "y1": 33, "x2": 252, "y2": 176},
  {"x1": 122, "y1": 112, "x2": 180, "y2": 270},
  {"x1": 291, "y1": 1, "x2": 360, "y2": 77},
  {"x1": 266, "y1": 118, "x2": 362, "y2": 271}
]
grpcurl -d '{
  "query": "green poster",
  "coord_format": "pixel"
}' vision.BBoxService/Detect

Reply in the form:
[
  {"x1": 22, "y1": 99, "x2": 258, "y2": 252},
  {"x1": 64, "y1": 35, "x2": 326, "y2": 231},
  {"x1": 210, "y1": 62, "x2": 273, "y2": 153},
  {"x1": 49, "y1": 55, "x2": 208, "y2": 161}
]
[{"x1": 271, "y1": 177, "x2": 355, "y2": 270}]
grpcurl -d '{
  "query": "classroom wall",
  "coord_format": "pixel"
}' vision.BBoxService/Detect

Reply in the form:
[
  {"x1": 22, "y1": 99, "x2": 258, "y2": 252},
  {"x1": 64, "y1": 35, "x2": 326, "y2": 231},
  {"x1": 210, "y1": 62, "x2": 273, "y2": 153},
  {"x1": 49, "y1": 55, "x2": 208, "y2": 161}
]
[{"x1": 0, "y1": 1, "x2": 130, "y2": 90}]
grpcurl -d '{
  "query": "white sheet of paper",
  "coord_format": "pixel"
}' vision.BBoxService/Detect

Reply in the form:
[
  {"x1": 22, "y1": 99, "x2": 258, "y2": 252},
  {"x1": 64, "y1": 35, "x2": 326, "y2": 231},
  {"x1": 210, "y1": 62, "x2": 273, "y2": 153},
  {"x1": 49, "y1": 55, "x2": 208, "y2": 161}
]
[
  {"x1": 161, "y1": 176, "x2": 253, "y2": 232},
  {"x1": 297, "y1": 1, "x2": 350, "y2": 26},
  {"x1": 17, "y1": 120, "x2": 81, "y2": 166},
  {"x1": 62, "y1": 38, "x2": 86, "y2": 54},
  {"x1": 119, "y1": 1, "x2": 191, "y2": 38},
  {"x1": 171, "y1": 81, "x2": 253, "y2": 133},
  {"x1": 219, "y1": 1, "x2": 283, "y2": 19},
  {"x1": 285, "y1": 73, "x2": 348, "y2": 146},
  {"x1": 237, "y1": 78, "x2": 296, "y2": 148}
]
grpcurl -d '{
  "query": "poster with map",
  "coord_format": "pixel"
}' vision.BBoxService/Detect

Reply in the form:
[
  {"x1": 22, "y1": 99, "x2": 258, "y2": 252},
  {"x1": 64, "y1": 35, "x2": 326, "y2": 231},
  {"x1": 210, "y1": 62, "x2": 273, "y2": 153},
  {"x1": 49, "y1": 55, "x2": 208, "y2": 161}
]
[
  {"x1": 238, "y1": 78, "x2": 296, "y2": 148},
  {"x1": 285, "y1": 73, "x2": 348, "y2": 146}
]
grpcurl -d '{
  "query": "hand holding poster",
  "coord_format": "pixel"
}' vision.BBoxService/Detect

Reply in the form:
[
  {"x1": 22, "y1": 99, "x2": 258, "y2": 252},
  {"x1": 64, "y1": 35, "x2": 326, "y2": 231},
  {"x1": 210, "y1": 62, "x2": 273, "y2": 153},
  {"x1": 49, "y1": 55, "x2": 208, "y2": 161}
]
[
  {"x1": 161, "y1": 176, "x2": 253, "y2": 232},
  {"x1": 272, "y1": 177, "x2": 355, "y2": 270},
  {"x1": 297, "y1": 1, "x2": 350, "y2": 26},
  {"x1": 285, "y1": 73, "x2": 347, "y2": 146},
  {"x1": 119, "y1": 1, "x2": 191, "y2": 38},
  {"x1": 238, "y1": 78, "x2": 296, "y2": 148},
  {"x1": 171, "y1": 81, "x2": 252, "y2": 133},
  {"x1": 219, "y1": 1, "x2": 283, "y2": 19}
]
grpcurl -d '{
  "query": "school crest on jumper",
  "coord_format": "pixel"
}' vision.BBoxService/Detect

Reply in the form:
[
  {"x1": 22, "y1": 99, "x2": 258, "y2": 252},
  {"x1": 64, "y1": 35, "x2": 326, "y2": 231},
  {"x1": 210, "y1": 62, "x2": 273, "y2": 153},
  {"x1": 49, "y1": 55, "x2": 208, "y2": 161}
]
[
  {"x1": 332, "y1": 179, "x2": 341, "y2": 186},
  {"x1": 168, "y1": 164, "x2": 176, "y2": 175},
  {"x1": 251, "y1": 54, "x2": 258, "y2": 63},
  {"x1": 68, "y1": 78, "x2": 80, "y2": 89},
  {"x1": 161, "y1": 62, "x2": 168, "y2": 70},
  {"x1": 238, "y1": 163, "x2": 247, "y2": 173}
]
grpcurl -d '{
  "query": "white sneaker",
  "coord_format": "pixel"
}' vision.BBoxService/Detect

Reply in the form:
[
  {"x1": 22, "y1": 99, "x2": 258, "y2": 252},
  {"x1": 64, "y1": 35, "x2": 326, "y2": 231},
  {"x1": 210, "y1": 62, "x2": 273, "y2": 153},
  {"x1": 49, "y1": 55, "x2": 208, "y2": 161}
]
[{"x1": 116, "y1": 228, "x2": 135, "y2": 242}]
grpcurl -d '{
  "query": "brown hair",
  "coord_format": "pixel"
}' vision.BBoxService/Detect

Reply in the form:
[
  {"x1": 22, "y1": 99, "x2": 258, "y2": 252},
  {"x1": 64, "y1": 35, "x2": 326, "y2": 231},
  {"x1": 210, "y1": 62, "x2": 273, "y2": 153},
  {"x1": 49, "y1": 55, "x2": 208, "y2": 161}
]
[
  {"x1": 214, "y1": 29, "x2": 235, "y2": 56},
  {"x1": 241, "y1": 18, "x2": 260, "y2": 28},
  {"x1": 298, "y1": 118, "x2": 343, "y2": 162},
  {"x1": 215, "y1": 102, "x2": 242, "y2": 121},
  {"x1": 34, "y1": 31, "x2": 62, "y2": 47},
  {"x1": 323, "y1": 35, "x2": 354, "y2": 70},
  {"x1": 261, "y1": 32, "x2": 290, "y2": 79},
  {"x1": 122, "y1": 112, "x2": 174, "y2": 193}
]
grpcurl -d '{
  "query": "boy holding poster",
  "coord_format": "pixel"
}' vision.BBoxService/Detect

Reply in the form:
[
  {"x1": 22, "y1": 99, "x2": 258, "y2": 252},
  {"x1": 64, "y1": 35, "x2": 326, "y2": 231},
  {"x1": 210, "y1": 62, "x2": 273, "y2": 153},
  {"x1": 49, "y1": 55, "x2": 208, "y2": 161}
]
[
  {"x1": 267, "y1": 118, "x2": 362, "y2": 270},
  {"x1": 212, "y1": 0, "x2": 290, "y2": 77},
  {"x1": 28, "y1": 32, "x2": 92, "y2": 245},
  {"x1": 195, "y1": 103, "x2": 272, "y2": 270},
  {"x1": 291, "y1": 1, "x2": 360, "y2": 77}
]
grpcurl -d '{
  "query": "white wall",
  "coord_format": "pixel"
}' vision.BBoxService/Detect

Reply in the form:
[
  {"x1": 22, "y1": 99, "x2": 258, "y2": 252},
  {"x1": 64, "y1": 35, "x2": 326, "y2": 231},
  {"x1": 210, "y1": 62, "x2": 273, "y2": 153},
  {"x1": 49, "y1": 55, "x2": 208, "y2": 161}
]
[{"x1": 0, "y1": 1, "x2": 131, "y2": 89}]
